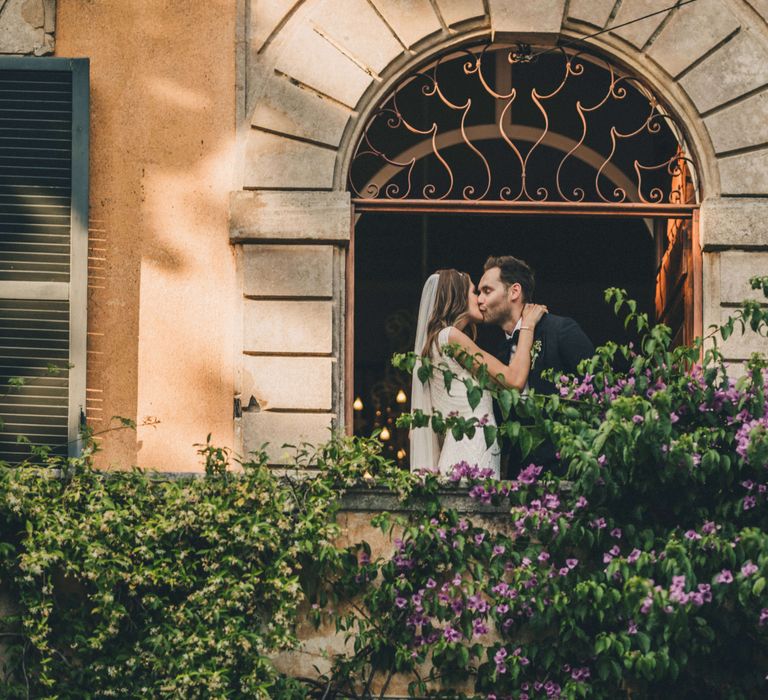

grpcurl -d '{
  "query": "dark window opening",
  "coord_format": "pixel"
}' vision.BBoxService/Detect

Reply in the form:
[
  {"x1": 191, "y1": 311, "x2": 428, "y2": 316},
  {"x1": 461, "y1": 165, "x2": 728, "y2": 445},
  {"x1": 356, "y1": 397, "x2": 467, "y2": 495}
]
[{"x1": 352, "y1": 212, "x2": 658, "y2": 466}]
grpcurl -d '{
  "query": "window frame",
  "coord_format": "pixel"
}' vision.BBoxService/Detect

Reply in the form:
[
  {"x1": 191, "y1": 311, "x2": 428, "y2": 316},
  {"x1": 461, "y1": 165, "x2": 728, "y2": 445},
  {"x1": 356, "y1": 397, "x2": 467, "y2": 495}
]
[{"x1": 0, "y1": 56, "x2": 90, "y2": 459}]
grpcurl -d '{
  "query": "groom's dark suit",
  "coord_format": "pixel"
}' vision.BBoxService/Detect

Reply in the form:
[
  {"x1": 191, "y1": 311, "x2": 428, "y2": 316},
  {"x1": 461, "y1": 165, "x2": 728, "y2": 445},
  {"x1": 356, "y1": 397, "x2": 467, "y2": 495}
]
[{"x1": 495, "y1": 313, "x2": 594, "y2": 476}]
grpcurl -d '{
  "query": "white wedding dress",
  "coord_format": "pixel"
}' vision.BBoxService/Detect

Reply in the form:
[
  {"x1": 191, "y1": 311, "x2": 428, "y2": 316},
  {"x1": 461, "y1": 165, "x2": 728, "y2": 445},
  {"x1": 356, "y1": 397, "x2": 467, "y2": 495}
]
[{"x1": 427, "y1": 326, "x2": 501, "y2": 477}]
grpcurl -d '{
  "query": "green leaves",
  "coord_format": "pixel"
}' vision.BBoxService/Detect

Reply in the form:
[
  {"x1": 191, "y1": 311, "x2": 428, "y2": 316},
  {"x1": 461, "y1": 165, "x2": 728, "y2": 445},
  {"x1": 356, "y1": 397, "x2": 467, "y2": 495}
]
[
  {"x1": 465, "y1": 380, "x2": 483, "y2": 411},
  {"x1": 483, "y1": 424, "x2": 498, "y2": 449}
]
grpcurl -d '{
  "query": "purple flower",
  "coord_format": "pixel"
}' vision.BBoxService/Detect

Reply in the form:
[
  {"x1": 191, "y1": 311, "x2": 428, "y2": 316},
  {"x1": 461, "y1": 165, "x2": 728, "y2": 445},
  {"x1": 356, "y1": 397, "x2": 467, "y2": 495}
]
[
  {"x1": 472, "y1": 618, "x2": 489, "y2": 637},
  {"x1": 443, "y1": 625, "x2": 462, "y2": 642},
  {"x1": 426, "y1": 578, "x2": 437, "y2": 589},
  {"x1": 684, "y1": 530, "x2": 702, "y2": 541},
  {"x1": 575, "y1": 496, "x2": 588, "y2": 509},
  {"x1": 741, "y1": 561, "x2": 759, "y2": 577},
  {"x1": 559, "y1": 567, "x2": 570, "y2": 576},
  {"x1": 744, "y1": 496, "x2": 757, "y2": 511},
  {"x1": 627, "y1": 548, "x2": 641, "y2": 564},
  {"x1": 702, "y1": 521, "x2": 716, "y2": 534},
  {"x1": 566, "y1": 558, "x2": 579, "y2": 569},
  {"x1": 395, "y1": 596, "x2": 407, "y2": 608},
  {"x1": 670, "y1": 412, "x2": 679, "y2": 424},
  {"x1": 474, "y1": 532, "x2": 485, "y2": 545},
  {"x1": 632, "y1": 414, "x2": 644, "y2": 424},
  {"x1": 492, "y1": 544, "x2": 506, "y2": 556},
  {"x1": 760, "y1": 608, "x2": 768, "y2": 626},
  {"x1": 538, "y1": 551, "x2": 550, "y2": 562},
  {"x1": 591, "y1": 517, "x2": 607, "y2": 530},
  {"x1": 518, "y1": 463, "x2": 543, "y2": 485},
  {"x1": 715, "y1": 569, "x2": 733, "y2": 584},
  {"x1": 598, "y1": 454, "x2": 607, "y2": 466},
  {"x1": 628, "y1": 620, "x2": 638, "y2": 635},
  {"x1": 571, "y1": 667, "x2": 591, "y2": 681},
  {"x1": 496, "y1": 603, "x2": 509, "y2": 614},
  {"x1": 467, "y1": 593, "x2": 488, "y2": 613},
  {"x1": 610, "y1": 528, "x2": 622, "y2": 539}
]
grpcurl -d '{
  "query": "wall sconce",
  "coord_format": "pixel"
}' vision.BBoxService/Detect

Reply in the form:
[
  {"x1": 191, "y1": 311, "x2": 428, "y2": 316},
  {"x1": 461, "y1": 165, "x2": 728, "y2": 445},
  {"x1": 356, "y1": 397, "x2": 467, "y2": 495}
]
[
  {"x1": 379, "y1": 426, "x2": 391, "y2": 441},
  {"x1": 395, "y1": 389, "x2": 407, "y2": 404},
  {"x1": 353, "y1": 396, "x2": 364, "y2": 411}
]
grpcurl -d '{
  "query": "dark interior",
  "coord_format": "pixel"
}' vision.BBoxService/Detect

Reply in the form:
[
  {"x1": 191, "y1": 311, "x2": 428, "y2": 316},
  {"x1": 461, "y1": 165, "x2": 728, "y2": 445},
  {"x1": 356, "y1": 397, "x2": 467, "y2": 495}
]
[{"x1": 353, "y1": 212, "x2": 656, "y2": 464}]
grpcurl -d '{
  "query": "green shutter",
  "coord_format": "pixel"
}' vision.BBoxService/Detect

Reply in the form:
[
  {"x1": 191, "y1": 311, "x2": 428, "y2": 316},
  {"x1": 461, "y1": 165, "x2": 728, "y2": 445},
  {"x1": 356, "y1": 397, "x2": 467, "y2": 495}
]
[{"x1": 0, "y1": 57, "x2": 89, "y2": 463}]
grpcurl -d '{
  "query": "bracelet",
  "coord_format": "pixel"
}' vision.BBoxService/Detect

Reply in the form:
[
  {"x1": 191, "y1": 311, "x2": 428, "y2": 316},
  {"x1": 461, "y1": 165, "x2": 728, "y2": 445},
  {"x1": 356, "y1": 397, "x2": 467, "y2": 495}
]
[{"x1": 519, "y1": 326, "x2": 533, "y2": 331}]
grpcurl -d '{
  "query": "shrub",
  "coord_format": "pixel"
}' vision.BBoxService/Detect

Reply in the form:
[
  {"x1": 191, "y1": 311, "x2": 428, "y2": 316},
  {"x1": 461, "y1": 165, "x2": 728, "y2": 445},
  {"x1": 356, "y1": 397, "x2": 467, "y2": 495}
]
[{"x1": 0, "y1": 277, "x2": 766, "y2": 699}]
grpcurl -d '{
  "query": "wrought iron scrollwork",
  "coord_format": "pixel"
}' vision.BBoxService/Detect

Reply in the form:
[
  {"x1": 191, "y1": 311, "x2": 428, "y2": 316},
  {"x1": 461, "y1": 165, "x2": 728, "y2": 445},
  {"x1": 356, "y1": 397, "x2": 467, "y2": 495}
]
[{"x1": 348, "y1": 42, "x2": 699, "y2": 206}]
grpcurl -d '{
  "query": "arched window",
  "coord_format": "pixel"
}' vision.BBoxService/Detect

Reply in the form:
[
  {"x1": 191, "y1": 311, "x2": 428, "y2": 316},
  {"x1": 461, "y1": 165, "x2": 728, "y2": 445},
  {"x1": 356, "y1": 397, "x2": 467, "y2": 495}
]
[{"x1": 346, "y1": 42, "x2": 700, "y2": 465}]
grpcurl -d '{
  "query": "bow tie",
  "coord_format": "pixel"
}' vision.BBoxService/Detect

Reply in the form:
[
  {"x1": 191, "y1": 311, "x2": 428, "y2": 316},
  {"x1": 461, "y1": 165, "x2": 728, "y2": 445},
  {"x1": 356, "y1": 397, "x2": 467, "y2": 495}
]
[{"x1": 502, "y1": 331, "x2": 520, "y2": 363}]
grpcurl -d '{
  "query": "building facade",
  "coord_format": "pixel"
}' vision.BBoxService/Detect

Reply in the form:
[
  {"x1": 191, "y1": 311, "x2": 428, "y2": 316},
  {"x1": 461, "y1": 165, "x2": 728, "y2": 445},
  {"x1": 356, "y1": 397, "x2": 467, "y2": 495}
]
[{"x1": 1, "y1": 0, "x2": 767, "y2": 471}]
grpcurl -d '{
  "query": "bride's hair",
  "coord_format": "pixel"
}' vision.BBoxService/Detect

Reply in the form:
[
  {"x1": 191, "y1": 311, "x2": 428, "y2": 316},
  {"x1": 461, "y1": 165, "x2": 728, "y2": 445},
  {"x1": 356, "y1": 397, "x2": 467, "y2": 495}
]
[{"x1": 421, "y1": 269, "x2": 476, "y2": 357}]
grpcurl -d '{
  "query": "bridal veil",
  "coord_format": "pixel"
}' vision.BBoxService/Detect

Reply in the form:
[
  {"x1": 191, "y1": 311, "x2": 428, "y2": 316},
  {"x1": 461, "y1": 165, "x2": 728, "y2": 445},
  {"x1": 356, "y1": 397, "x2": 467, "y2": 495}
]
[{"x1": 410, "y1": 273, "x2": 440, "y2": 471}]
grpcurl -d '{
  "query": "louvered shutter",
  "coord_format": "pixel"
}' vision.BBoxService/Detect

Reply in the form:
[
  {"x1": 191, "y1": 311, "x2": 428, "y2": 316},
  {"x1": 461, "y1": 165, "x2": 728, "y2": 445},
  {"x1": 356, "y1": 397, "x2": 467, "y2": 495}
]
[{"x1": 0, "y1": 57, "x2": 89, "y2": 463}]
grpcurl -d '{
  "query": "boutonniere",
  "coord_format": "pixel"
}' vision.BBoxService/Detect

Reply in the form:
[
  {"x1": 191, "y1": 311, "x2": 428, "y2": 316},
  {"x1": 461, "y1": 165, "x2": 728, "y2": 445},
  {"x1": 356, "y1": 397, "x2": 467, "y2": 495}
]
[{"x1": 530, "y1": 340, "x2": 543, "y2": 369}]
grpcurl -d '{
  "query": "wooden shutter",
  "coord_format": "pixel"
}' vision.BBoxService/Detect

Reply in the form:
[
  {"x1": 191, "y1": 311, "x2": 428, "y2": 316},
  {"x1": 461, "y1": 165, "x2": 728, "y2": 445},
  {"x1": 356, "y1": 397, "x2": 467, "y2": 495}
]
[{"x1": 0, "y1": 57, "x2": 89, "y2": 463}]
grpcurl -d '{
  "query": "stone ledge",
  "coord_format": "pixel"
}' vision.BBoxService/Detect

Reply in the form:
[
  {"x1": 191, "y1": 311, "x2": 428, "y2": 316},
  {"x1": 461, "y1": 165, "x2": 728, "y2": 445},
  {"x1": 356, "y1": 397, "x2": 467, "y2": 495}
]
[
  {"x1": 340, "y1": 485, "x2": 511, "y2": 514},
  {"x1": 230, "y1": 190, "x2": 351, "y2": 242},
  {"x1": 699, "y1": 197, "x2": 768, "y2": 249}
]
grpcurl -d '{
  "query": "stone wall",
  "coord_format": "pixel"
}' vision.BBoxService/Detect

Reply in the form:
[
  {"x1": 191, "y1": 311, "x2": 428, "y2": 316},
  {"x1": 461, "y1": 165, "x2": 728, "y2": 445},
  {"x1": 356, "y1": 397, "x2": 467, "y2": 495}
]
[
  {"x1": 0, "y1": 0, "x2": 54, "y2": 55},
  {"x1": 235, "y1": 0, "x2": 768, "y2": 457},
  {"x1": 273, "y1": 493, "x2": 512, "y2": 697}
]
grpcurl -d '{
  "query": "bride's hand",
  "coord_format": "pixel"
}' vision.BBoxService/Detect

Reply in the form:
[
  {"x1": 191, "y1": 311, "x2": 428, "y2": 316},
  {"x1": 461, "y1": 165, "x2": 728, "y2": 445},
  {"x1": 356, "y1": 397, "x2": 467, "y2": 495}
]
[{"x1": 521, "y1": 303, "x2": 548, "y2": 327}]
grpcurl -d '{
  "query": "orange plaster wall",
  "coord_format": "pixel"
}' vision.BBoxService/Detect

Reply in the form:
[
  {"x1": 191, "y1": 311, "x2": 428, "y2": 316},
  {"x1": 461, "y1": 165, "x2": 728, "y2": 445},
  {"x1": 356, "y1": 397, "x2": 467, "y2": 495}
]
[{"x1": 55, "y1": 1, "x2": 238, "y2": 471}]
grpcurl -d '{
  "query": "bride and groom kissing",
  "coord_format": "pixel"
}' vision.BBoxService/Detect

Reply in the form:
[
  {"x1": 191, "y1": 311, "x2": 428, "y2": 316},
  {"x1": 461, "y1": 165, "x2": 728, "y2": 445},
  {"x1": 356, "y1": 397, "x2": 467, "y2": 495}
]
[{"x1": 409, "y1": 255, "x2": 594, "y2": 479}]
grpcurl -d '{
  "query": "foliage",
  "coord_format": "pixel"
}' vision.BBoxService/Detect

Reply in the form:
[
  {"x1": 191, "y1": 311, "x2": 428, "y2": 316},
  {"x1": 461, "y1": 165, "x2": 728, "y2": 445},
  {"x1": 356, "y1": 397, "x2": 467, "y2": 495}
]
[
  {"x1": 0, "y1": 434, "x2": 410, "y2": 699},
  {"x1": 0, "y1": 276, "x2": 767, "y2": 699}
]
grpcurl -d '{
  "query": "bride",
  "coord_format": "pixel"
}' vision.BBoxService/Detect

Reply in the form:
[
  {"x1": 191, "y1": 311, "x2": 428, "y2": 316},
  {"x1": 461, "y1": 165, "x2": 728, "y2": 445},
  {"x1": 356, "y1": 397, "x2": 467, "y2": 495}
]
[{"x1": 410, "y1": 269, "x2": 547, "y2": 477}]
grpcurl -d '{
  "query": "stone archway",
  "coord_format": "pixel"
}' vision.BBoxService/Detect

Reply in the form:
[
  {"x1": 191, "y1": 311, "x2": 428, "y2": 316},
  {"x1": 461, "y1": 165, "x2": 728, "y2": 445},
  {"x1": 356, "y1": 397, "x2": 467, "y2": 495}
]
[{"x1": 232, "y1": 0, "x2": 768, "y2": 460}]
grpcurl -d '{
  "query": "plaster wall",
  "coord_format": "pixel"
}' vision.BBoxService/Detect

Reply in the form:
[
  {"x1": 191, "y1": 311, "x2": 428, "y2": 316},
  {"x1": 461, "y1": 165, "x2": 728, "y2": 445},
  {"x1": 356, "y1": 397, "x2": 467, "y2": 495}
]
[{"x1": 55, "y1": 0, "x2": 238, "y2": 471}]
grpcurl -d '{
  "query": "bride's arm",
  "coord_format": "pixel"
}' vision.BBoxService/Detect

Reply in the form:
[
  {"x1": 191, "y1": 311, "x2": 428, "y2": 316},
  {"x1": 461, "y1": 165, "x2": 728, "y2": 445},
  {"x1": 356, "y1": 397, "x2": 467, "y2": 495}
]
[{"x1": 447, "y1": 305, "x2": 547, "y2": 390}]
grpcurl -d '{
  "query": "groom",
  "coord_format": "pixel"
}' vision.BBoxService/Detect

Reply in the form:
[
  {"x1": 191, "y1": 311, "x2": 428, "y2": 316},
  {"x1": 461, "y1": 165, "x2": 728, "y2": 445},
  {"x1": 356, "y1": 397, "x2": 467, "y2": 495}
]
[{"x1": 477, "y1": 255, "x2": 594, "y2": 475}]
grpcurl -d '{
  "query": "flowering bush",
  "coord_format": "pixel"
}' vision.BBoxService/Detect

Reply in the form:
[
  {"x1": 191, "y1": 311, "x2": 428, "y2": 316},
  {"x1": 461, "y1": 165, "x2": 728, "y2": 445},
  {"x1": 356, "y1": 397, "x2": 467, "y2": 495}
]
[
  {"x1": 0, "y1": 277, "x2": 767, "y2": 699},
  {"x1": 320, "y1": 277, "x2": 768, "y2": 699}
]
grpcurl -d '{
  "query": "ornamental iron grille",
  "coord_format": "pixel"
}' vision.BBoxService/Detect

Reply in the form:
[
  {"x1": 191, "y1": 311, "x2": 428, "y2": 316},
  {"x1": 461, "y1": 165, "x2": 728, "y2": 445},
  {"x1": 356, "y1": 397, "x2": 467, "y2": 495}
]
[{"x1": 348, "y1": 42, "x2": 699, "y2": 209}]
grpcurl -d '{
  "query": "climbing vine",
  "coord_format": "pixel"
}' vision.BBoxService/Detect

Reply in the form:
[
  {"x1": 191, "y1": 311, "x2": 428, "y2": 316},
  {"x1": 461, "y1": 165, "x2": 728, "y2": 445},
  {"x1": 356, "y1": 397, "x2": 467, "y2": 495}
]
[{"x1": 0, "y1": 277, "x2": 767, "y2": 699}]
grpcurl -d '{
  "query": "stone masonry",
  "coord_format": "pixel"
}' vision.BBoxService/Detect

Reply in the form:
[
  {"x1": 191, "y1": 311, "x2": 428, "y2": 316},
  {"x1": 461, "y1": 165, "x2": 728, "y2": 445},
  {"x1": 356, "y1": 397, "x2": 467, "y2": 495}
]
[
  {"x1": 232, "y1": 0, "x2": 768, "y2": 461},
  {"x1": 0, "y1": 0, "x2": 55, "y2": 55}
]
